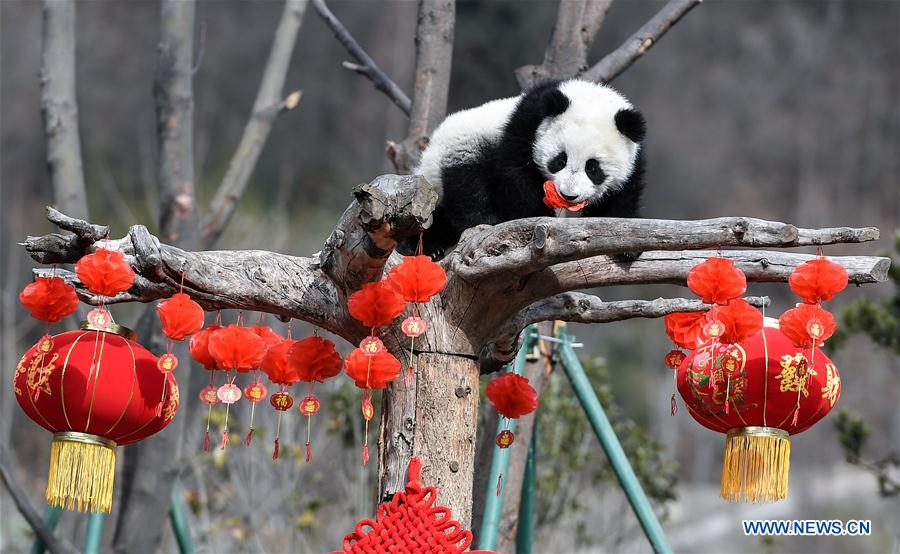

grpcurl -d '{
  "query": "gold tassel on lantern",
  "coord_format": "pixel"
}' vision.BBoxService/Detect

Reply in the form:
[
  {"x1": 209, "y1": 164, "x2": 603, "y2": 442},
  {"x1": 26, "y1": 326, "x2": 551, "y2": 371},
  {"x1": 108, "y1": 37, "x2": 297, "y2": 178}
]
[
  {"x1": 721, "y1": 426, "x2": 790, "y2": 503},
  {"x1": 46, "y1": 432, "x2": 116, "y2": 513}
]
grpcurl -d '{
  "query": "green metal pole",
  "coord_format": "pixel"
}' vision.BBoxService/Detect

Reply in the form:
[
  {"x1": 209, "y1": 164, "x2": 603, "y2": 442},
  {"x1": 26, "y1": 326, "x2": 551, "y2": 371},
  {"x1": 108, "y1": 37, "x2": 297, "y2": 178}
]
[
  {"x1": 83, "y1": 511, "x2": 105, "y2": 554},
  {"x1": 515, "y1": 416, "x2": 537, "y2": 554},
  {"x1": 169, "y1": 482, "x2": 195, "y2": 554},
  {"x1": 478, "y1": 327, "x2": 536, "y2": 551},
  {"x1": 558, "y1": 330, "x2": 672, "y2": 554},
  {"x1": 29, "y1": 506, "x2": 62, "y2": 554}
]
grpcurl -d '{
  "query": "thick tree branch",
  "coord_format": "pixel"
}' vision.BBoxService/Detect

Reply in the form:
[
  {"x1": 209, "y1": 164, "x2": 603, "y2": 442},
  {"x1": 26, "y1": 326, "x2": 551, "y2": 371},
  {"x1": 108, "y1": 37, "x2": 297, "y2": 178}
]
[
  {"x1": 452, "y1": 216, "x2": 881, "y2": 281},
  {"x1": 515, "y1": 0, "x2": 613, "y2": 89},
  {"x1": 40, "y1": 0, "x2": 88, "y2": 221},
  {"x1": 312, "y1": 0, "x2": 411, "y2": 116},
  {"x1": 582, "y1": 0, "x2": 701, "y2": 83},
  {"x1": 386, "y1": 0, "x2": 455, "y2": 173},
  {"x1": 201, "y1": 0, "x2": 307, "y2": 247}
]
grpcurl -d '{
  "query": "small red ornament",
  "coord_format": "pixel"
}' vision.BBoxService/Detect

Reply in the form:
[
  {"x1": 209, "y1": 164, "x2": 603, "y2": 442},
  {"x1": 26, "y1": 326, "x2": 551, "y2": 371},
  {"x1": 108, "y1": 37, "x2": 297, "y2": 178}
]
[
  {"x1": 401, "y1": 316, "x2": 427, "y2": 338},
  {"x1": 359, "y1": 336, "x2": 385, "y2": 356},
  {"x1": 486, "y1": 373, "x2": 539, "y2": 419},
  {"x1": 19, "y1": 277, "x2": 79, "y2": 323},
  {"x1": 261, "y1": 339, "x2": 299, "y2": 385},
  {"x1": 216, "y1": 383, "x2": 242, "y2": 404},
  {"x1": 496, "y1": 429, "x2": 515, "y2": 448},
  {"x1": 779, "y1": 303, "x2": 836, "y2": 348},
  {"x1": 709, "y1": 299, "x2": 763, "y2": 344},
  {"x1": 299, "y1": 395, "x2": 320, "y2": 416},
  {"x1": 86, "y1": 307, "x2": 114, "y2": 330},
  {"x1": 789, "y1": 258, "x2": 848, "y2": 304},
  {"x1": 270, "y1": 391, "x2": 294, "y2": 411},
  {"x1": 156, "y1": 293, "x2": 204, "y2": 341},
  {"x1": 543, "y1": 180, "x2": 587, "y2": 211},
  {"x1": 74, "y1": 248, "x2": 135, "y2": 297},
  {"x1": 251, "y1": 325, "x2": 284, "y2": 348},
  {"x1": 348, "y1": 281, "x2": 407, "y2": 328},
  {"x1": 664, "y1": 349, "x2": 687, "y2": 369},
  {"x1": 387, "y1": 256, "x2": 447, "y2": 303},
  {"x1": 361, "y1": 398, "x2": 375, "y2": 421},
  {"x1": 208, "y1": 325, "x2": 267, "y2": 372},
  {"x1": 704, "y1": 319, "x2": 725, "y2": 339},
  {"x1": 344, "y1": 348, "x2": 402, "y2": 389},
  {"x1": 687, "y1": 257, "x2": 747, "y2": 305},
  {"x1": 158, "y1": 353, "x2": 178, "y2": 372},
  {"x1": 243, "y1": 382, "x2": 268, "y2": 403},
  {"x1": 198, "y1": 385, "x2": 219, "y2": 405},
  {"x1": 288, "y1": 336, "x2": 343, "y2": 383},
  {"x1": 664, "y1": 311, "x2": 708, "y2": 350},
  {"x1": 189, "y1": 325, "x2": 223, "y2": 370}
]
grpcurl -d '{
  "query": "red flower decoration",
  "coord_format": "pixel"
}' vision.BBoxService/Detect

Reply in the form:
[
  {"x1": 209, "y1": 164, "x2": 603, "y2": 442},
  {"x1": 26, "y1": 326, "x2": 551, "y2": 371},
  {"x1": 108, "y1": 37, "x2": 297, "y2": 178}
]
[
  {"x1": 251, "y1": 325, "x2": 284, "y2": 348},
  {"x1": 779, "y1": 303, "x2": 836, "y2": 348},
  {"x1": 261, "y1": 339, "x2": 299, "y2": 386},
  {"x1": 288, "y1": 336, "x2": 343, "y2": 383},
  {"x1": 19, "y1": 277, "x2": 79, "y2": 323},
  {"x1": 687, "y1": 257, "x2": 747, "y2": 305},
  {"x1": 486, "y1": 373, "x2": 539, "y2": 419},
  {"x1": 156, "y1": 293, "x2": 204, "y2": 341},
  {"x1": 348, "y1": 281, "x2": 407, "y2": 328},
  {"x1": 189, "y1": 325, "x2": 222, "y2": 370},
  {"x1": 344, "y1": 348, "x2": 401, "y2": 389},
  {"x1": 387, "y1": 256, "x2": 447, "y2": 303},
  {"x1": 663, "y1": 311, "x2": 709, "y2": 350},
  {"x1": 208, "y1": 325, "x2": 267, "y2": 372},
  {"x1": 789, "y1": 258, "x2": 848, "y2": 304},
  {"x1": 75, "y1": 248, "x2": 135, "y2": 297},
  {"x1": 709, "y1": 299, "x2": 763, "y2": 344}
]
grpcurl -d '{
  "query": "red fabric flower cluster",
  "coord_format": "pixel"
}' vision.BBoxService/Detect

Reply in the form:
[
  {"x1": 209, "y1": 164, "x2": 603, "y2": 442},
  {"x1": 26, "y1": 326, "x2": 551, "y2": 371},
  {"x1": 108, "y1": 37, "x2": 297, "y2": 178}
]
[
  {"x1": 387, "y1": 256, "x2": 447, "y2": 303},
  {"x1": 663, "y1": 311, "x2": 708, "y2": 350},
  {"x1": 189, "y1": 325, "x2": 222, "y2": 370},
  {"x1": 687, "y1": 257, "x2": 747, "y2": 305},
  {"x1": 288, "y1": 336, "x2": 343, "y2": 383},
  {"x1": 261, "y1": 339, "x2": 299, "y2": 386},
  {"x1": 19, "y1": 277, "x2": 79, "y2": 323},
  {"x1": 486, "y1": 373, "x2": 539, "y2": 419},
  {"x1": 75, "y1": 248, "x2": 135, "y2": 297},
  {"x1": 779, "y1": 303, "x2": 837, "y2": 348},
  {"x1": 709, "y1": 299, "x2": 764, "y2": 344},
  {"x1": 157, "y1": 293, "x2": 204, "y2": 341},
  {"x1": 789, "y1": 258, "x2": 848, "y2": 304},
  {"x1": 348, "y1": 281, "x2": 407, "y2": 328},
  {"x1": 207, "y1": 325, "x2": 267, "y2": 372}
]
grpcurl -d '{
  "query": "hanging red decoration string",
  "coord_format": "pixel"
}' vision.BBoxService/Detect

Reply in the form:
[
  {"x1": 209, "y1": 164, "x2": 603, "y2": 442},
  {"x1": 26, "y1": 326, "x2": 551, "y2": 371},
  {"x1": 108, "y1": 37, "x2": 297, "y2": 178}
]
[
  {"x1": 687, "y1": 256, "x2": 747, "y2": 305},
  {"x1": 288, "y1": 335, "x2": 342, "y2": 462},
  {"x1": 486, "y1": 372, "x2": 539, "y2": 495},
  {"x1": 190, "y1": 322, "x2": 222, "y2": 451},
  {"x1": 74, "y1": 248, "x2": 135, "y2": 297},
  {"x1": 788, "y1": 258, "x2": 849, "y2": 304},
  {"x1": 779, "y1": 303, "x2": 836, "y2": 349},
  {"x1": 662, "y1": 311, "x2": 710, "y2": 416},
  {"x1": 261, "y1": 326, "x2": 301, "y2": 460},
  {"x1": 348, "y1": 281, "x2": 407, "y2": 328},
  {"x1": 208, "y1": 323, "x2": 267, "y2": 449},
  {"x1": 344, "y1": 347, "x2": 401, "y2": 464},
  {"x1": 154, "y1": 278, "x2": 205, "y2": 415}
]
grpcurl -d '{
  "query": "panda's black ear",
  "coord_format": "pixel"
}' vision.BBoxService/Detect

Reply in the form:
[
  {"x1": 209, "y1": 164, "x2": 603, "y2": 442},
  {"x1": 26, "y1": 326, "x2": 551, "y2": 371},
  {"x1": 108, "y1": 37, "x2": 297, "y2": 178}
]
[
  {"x1": 541, "y1": 88, "x2": 570, "y2": 117},
  {"x1": 615, "y1": 108, "x2": 646, "y2": 143}
]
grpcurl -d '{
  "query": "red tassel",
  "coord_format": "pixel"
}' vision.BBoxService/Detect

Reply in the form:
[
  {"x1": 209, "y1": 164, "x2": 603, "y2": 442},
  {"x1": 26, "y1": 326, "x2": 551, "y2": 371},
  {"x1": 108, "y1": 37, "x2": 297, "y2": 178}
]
[
  {"x1": 670, "y1": 394, "x2": 677, "y2": 416},
  {"x1": 405, "y1": 366, "x2": 413, "y2": 388},
  {"x1": 243, "y1": 428, "x2": 254, "y2": 446},
  {"x1": 203, "y1": 431, "x2": 210, "y2": 452},
  {"x1": 220, "y1": 430, "x2": 229, "y2": 450},
  {"x1": 272, "y1": 438, "x2": 280, "y2": 460},
  {"x1": 363, "y1": 445, "x2": 370, "y2": 466},
  {"x1": 791, "y1": 406, "x2": 800, "y2": 427},
  {"x1": 305, "y1": 441, "x2": 312, "y2": 463},
  {"x1": 155, "y1": 401, "x2": 163, "y2": 418},
  {"x1": 496, "y1": 473, "x2": 503, "y2": 496}
]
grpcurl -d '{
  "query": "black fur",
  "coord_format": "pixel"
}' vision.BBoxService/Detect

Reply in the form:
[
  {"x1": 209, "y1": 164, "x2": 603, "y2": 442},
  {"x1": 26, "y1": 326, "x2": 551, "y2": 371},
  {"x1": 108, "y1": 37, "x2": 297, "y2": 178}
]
[{"x1": 403, "y1": 81, "x2": 646, "y2": 258}]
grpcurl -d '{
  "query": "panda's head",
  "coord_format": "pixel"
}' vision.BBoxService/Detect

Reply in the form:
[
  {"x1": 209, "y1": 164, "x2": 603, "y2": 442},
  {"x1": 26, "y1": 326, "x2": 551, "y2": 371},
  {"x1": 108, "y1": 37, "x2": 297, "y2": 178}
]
[{"x1": 532, "y1": 80, "x2": 645, "y2": 206}]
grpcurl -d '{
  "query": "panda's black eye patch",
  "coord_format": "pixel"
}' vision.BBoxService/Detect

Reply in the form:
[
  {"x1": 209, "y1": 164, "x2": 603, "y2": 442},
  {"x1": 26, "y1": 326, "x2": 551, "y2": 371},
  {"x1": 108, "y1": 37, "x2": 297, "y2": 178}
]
[
  {"x1": 547, "y1": 151, "x2": 567, "y2": 173},
  {"x1": 585, "y1": 158, "x2": 605, "y2": 185}
]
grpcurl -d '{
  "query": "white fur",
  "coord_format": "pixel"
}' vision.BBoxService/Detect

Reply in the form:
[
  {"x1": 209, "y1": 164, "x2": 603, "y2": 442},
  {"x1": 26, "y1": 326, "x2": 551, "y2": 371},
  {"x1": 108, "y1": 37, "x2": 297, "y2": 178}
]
[{"x1": 532, "y1": 80, "x2": 640, "y2": 203}]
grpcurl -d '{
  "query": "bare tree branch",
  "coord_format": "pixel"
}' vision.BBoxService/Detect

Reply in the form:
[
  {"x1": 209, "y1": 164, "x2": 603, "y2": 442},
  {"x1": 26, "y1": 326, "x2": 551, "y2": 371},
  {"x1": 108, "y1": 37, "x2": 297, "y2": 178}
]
[
  {"x1": 386, "y1": 0, "x2": 456, "y2": 173},
  {"x1": 582, "y1": 0, "x2": 701, "y2": 83},
  {"x1": 40, "y1": 0, "x2": 88, "y2": 221},
  {"x1": 515, "y1": 0, "x2": 614, "y2": 89},
  {"x1": 312, "y1": 0, "x2": 411, "y2": 115},
  {"x1": 201, "y1": 0, "x2": 308, "y2": 248}
]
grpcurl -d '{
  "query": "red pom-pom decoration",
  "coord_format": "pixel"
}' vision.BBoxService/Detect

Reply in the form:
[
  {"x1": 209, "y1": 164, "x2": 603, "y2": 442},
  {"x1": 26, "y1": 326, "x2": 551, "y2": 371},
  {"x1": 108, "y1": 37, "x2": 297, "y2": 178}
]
[
  {"x1": 189, "y1": 324, "x2": 222, "y2": 370},
  {"x1": 19, "y1": 277, "x2": 79, "y2": 323},
  {"x1": 348, "y1": 281, "x2": 407, "y2": 328},
  {"x1": 75, "y1": 248, "x2": 136, "y2": 297},
  {"x1": 251, "y1": 325, "x2": 284, "y2": 348},
  {"x1": 486, "y1": 373, "x2": 539, "y2": 419},
  {"x1": 708, "y1": 299, "x2": 763, "y2": 344},
  {"x1": 344, "y1": 348, "x2": 401, "y2": 389},
  {"x1": 208, "y1": 325, "x2": 267, "y2": 372},
  {"x1": 387, "y1": 256, "x2": 447, "y2": 303},
  {"x1": 261, "y1": 339, "x2": 299, "y2": 386},
  {"x1": 288, "y1": 336, "x2": 343, "y2": 383},
  {"x1": 663, "y1": 311, "x2": 709, "y2": 350},
  {"x1": 156, "y1": 293, "x2": 204, "y2": 341},
  {"x1": 789, "y1": 258, "x2": 849, "y2": 304},
  {"x1": 779, "y1": 303, "x2": 837, "y2": 348},
  {"x1": 687, "y1": 257, "x2": 747, "y2": 305}
]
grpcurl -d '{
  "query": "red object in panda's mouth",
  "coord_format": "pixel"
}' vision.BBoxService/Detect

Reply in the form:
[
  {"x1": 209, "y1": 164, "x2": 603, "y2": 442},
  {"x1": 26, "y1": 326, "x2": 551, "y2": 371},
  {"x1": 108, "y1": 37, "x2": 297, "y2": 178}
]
[{"x1": 543, "y1": 181, "x2": 587, "y2": 212}]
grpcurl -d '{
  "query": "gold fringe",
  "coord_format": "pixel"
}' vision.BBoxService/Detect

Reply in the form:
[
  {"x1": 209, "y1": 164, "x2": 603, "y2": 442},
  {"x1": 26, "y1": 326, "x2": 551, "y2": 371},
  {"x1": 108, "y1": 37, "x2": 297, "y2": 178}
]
[
  {"x1": 721, "y1": 426, "x2": 790, "y2": 503},
  {"x1": 46, "y1": 432, "x2": 116, "y2": 513}
]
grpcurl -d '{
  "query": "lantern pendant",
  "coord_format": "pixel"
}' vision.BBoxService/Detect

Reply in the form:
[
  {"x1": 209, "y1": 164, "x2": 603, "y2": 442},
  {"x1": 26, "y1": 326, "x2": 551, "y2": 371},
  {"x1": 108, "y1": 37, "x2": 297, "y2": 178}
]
[
  {"x1": 299, "y1": 392, "x2": 321, "y2": 463},
  {"x1": 242, "y1": 379, "x2": 268, "y2": 445},
  {"x1": 401, "y1": 314, "x2": 426, "y2": 388},
  {"x1": 217, "y1": 377, "x2": 242, "y2": 450},
  {"x1": 270, "y1": 389, "x2": 294, "y2": 460},
  {"x1": 664, "y1": 348, "x2": 686, "y2": 416}
]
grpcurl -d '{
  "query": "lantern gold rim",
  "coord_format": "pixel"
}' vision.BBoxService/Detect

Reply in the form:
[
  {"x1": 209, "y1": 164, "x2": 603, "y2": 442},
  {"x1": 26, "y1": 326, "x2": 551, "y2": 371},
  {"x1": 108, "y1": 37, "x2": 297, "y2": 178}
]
[
  {"x1": 79, "y1": 320, "x2": 137, "y2": 341},
  {"x1": 53, "y1": 431, "x2": 117, "y2": 449},
  {"x1": 726, "y1": 426, "x2": 789, "y2": 440}
]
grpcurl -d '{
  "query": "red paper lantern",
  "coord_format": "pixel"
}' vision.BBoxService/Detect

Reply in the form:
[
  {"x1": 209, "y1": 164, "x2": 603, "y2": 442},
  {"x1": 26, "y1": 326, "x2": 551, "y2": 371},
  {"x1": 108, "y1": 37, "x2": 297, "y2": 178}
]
[
  {"x1": 288, "y1": 336, "x2": 343, "y2": 383},
  {"x1": 486, "y1": 373, "x2": 539, "y2": 419},
  {"x1": 208, "y1": 325, "x2": 267, "y2": 372},
  {"x1": 663, "y1": 311, "x2": 709, "y2": 350},
  {"x1": 261, "y1": 339, "x2": 299, "y2": 385},
  {"x1": 251, "y1": 325, "x2": 284, "y2": 348},
  {"x1": 687, "y1": 257, "x2": 747, "y2": 305},
  {"x1": 677, "y1": 322, "x2": 840, "y2": 502},
  {"x1": 189, "y1": 324, "x2": 222, "y2": 370},
  {"x1": 74, "y1": 248, "x2": 135, "y2": 297},
  {"x1": 344, "y1": 348, "x2": 401, "y2": 389},
  {"x1": 789, "y1": 258, "x2": 848, "y2": 304},
  {"x1": 156, "y1": 293, "x2": 204, "y2": 341},
  {"x1": 348, "y1": 281, "x2": 407, "y2": 328},
  {"x1": 387, "y1": 256, "x2": 447, "y2": 303},
  {"x1": 709, "y1": 299, "x2": 764, "y2": 344},
  {"x1": 779, "y1": 303, "x2": 836, "y2": 348},
  {"x1": 19, "y1": 277, "x2": 79, "y2": 323},
  {"x1": 13, "y1": 318, "x2": 178, "y2": 513}
]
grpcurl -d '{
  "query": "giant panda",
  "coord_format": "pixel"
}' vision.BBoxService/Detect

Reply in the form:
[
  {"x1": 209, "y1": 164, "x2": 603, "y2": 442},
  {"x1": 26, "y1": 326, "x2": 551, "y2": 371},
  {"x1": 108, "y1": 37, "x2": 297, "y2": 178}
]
[{"x1": 402, "y1": 79, "x2": 646, "y2": 258}]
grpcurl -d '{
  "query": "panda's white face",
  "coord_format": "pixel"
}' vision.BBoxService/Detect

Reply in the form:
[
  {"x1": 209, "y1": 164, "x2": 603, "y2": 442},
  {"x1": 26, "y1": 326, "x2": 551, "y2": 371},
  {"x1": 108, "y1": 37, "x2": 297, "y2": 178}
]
[{"x1": 532, "y1": 81, "x2": 643, "y2": 205}]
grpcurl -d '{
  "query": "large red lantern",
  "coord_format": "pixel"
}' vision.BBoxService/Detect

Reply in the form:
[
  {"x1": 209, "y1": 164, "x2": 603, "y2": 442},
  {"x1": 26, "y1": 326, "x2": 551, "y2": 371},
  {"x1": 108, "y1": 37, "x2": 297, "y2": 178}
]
[
  {"x1": 13, "y1": 314, "x2": 178, "y2": 513},
  {"x1": 677, "y1": 321, "x2": 840, "y2": 503}
]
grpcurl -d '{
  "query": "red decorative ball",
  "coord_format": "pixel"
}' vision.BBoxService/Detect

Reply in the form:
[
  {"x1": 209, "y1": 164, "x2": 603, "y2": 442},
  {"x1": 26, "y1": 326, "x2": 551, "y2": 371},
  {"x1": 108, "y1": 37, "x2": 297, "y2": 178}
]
[
  {"x1": 19, "y1": 277, "x2": 79, "y2": 323},
  {"x1": 486, "y1": 373, "x2": 539, "y2": 419},
  {"x1": 779, "y1": 304, "x2": 836, "y2": 348},
  {"x1": 789, "y1": 258, "x2": 848, "y2": 304},
  {"x1": 287, "y1": 336, "x2": 343, "y2": 383},
  {"x1": 348, "y1": 281, "x2": 407, "y2": 328},
  {"x1": 344, "y1": 348, "x2": 401, "y2": 389},
  {"x1": 156, "y1": 293, "x2": 204, "y2": 341},
  {"x1": 208, "y1": 325, "x2": 267, "y2": 372},
  {"x1": 663, "y1": 311, "x2": 708, "y2": 350},
  {"x1": 708, "y1": 299, "x2": 763, "y2": 344},
  {"x1": 387, "y1": 256, "x2": 447, "y2": 303},
  {"x1": 261, "y1": 339, "x2": 299, "y2": 386},
  {"x1": 189, "y1": 324, "x2": 222, "y2": 370},
  {"x1": 687, "y1": 257, "x2": 747, "y2": 305},
  {"x1": 251, "y1": 325, "x2": 284, "y2": 348},
  {"x1": 74, "y1": 248, "x2": 135, "y2": 297}
]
